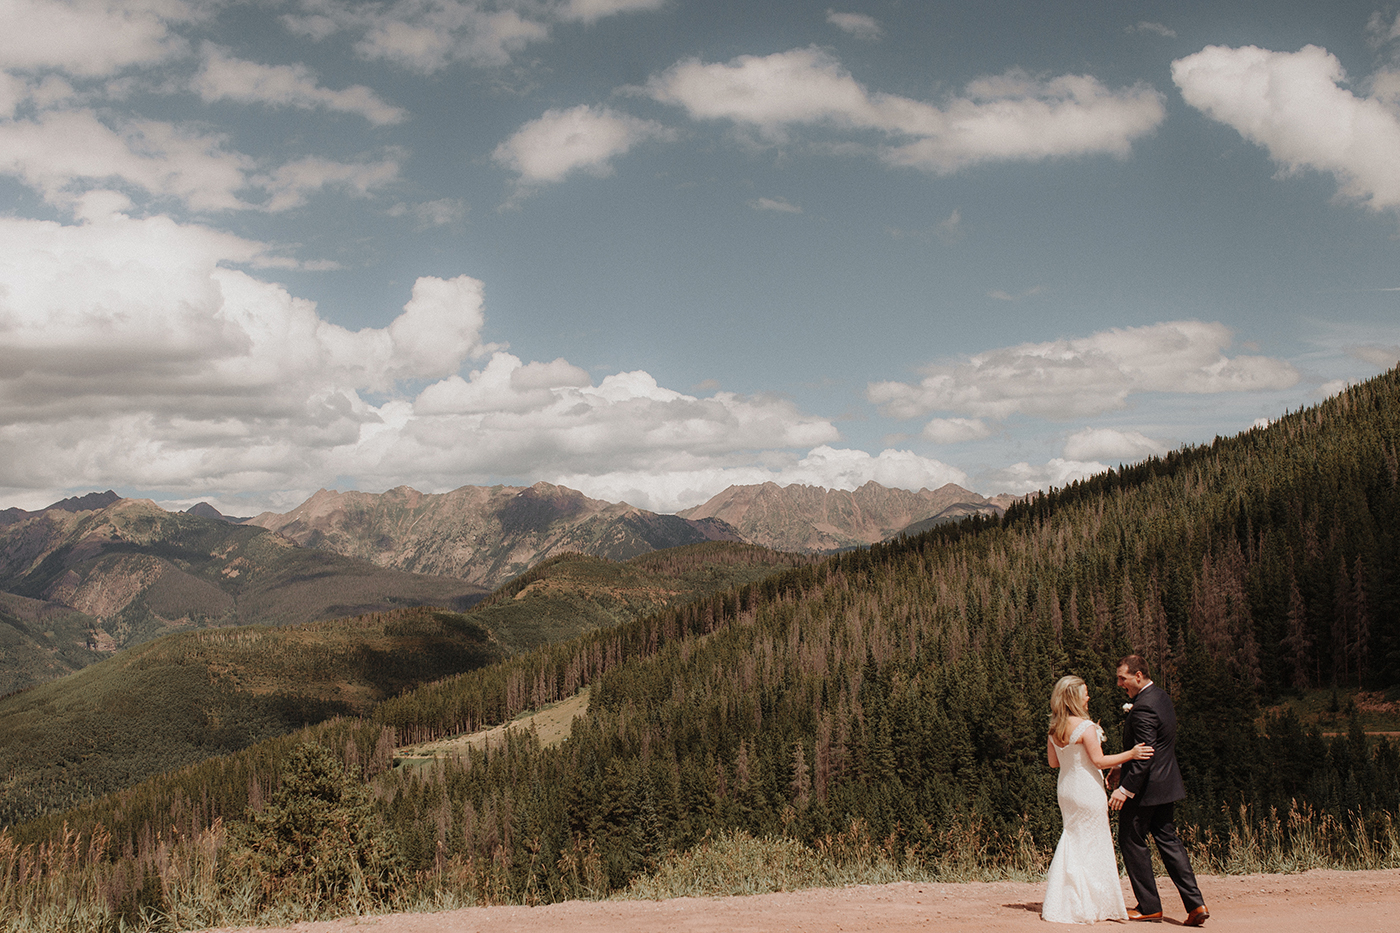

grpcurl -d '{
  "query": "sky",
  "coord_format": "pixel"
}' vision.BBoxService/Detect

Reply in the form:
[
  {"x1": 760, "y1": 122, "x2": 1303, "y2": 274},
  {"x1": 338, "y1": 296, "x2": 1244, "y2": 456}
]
[{"x1": 1, "y1": 0, "x2": 1399, "y2": 516}]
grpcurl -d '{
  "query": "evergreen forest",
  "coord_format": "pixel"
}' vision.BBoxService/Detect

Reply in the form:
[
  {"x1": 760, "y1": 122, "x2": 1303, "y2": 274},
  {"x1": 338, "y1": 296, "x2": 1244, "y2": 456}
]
[{"x1": 5, "y1": 368, "x2": 1400, "y2": 931}]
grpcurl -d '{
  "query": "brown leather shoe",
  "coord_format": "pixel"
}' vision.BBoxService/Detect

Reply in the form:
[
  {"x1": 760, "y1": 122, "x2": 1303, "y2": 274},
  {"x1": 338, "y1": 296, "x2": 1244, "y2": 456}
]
[
  {"x1": 1127, "y1": 908, "x2": 1163, "y2": 921},
  {"x1": 1184, "y1": 906, "x2": 1210, "y2": 926}
]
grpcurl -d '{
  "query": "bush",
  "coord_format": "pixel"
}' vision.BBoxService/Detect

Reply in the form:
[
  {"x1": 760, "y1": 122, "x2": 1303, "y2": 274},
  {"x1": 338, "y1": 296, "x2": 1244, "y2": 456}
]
[{"x1": 223, "y1": 743, "x2": 404, "y2": 915}]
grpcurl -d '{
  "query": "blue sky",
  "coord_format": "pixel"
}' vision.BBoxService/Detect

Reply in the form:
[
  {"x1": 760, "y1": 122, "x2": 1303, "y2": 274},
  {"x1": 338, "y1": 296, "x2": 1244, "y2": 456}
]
[{"x1": 1, "y1": 1, "x2": 1398, "y2": 515}]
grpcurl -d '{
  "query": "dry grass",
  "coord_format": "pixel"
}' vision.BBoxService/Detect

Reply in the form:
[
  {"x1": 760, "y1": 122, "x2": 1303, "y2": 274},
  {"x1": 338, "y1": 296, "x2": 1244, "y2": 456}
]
[
  {"x1": 3, "y1": 802, "x2": 1397, "y2": 931},
  {"x1": 396, "y1": 687, "x2": 591, "y2": 763}
]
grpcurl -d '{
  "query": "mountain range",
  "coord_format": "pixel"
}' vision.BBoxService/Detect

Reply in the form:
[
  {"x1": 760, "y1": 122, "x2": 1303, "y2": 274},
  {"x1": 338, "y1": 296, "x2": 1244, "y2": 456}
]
[
  {"x1": 0, "y1": 479, "x2": 1005, "y2": 693},
  {"x1": 243, "y1": 482, "x2": 743, "y2": 587},
  {"x1": 244, "y1": 479, "x2": 1009, "y2": 583},
  {"x1": 0, "y1": 498, "x2": 487, "y2": 694},
  {"x1": 677, "y1": 480, "x2": 1014, "y2": 552}
]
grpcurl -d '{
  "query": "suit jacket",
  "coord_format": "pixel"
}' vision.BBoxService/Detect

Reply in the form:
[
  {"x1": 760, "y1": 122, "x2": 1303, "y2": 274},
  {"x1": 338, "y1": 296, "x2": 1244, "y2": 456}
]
[{"x1": 1119, "y1": 683, "x2": 1187, "y2": 807}]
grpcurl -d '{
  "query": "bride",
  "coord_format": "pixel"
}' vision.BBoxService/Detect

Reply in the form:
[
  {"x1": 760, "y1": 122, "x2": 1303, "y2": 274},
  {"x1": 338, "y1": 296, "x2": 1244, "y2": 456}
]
[{"x1": 1042, "y1": 675, "x2": 1154, "y2": 924}]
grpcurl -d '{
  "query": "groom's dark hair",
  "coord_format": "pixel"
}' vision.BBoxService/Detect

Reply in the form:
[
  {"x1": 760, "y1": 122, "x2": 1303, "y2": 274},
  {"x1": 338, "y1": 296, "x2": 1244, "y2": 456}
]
[{"x1": 1118, "y1": 654, "x2": 1150, "y2": 677}]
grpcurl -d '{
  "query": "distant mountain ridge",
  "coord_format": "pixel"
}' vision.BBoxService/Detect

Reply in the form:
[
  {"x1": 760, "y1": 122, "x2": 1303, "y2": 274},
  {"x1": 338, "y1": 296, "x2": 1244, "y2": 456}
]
[
  {"x1": 245, "y1": 482, "x2": 743, "y2": 588},
  {"x1": 244, "y1": 480, "x2": 1012, "y2": 584},
  {"x1": 0, "y1": 497, "x2": 487, "y2": 693},
  {"x1": 678, "y1": 480, "x2": 1010, "y2": 552},
  {"x1": 0, "y1": 489, "x2": 122, "y2": 526}
]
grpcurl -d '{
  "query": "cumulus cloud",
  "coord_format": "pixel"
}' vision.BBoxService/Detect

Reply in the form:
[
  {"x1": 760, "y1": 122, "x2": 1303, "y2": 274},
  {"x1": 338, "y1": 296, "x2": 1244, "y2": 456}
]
[
  {"x1": 284, "y1": 0, "x2": 665, "y2": 73},
  {"x1": 559, "y1": 0, "x2": 667, "y2": 24},
  {"x1": 827, "y1": 11, "x2": 882, "y2": 41},
  {"x1": 0, "y1": 0, "x2": 191, "y2": 77},
  {"x1": 1062, "y1": 427, "x2": 1167, "y2": 462},
  {"x1": 0, "y1": 109, "x2": 253, "y2": 210},
  {"x1": 493, "y1": 104, "x2": 675, "y2": 187},
  {"x1": 922, "y1": 417, "x2": 992, "y2": 444},
  {"x1": 0, "y1": 105, "x2": 404, "y2": 213},
  {"x1": 1173, "y1": 44, "x2": 1400, "y2": 211},
  {"x1": 647, "y1": 47, "x2": 1165, "y2": 172},
  {"x1": 0, "y1": 71, "x2": 28, "y2": 119},
  {"x1": 258, "y1": 155, "x2": 400, "y2": 211},
  {"x1": 980, "y1": 458, "x2": 1108, "y2": 496},
  {"x1": 867, "y1": 320, "x2": 1300, "y2": 422},
  {"x1": 0, "y1": 206, "x2": 853, "y2": 512},
  {"x1": 194, "y1": 45, "x2": 406, "y2": 125}
]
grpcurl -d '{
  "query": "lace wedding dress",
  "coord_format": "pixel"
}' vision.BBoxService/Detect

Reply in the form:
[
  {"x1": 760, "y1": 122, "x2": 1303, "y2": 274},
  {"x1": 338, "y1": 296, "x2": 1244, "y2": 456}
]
[{"x1": 1041, "y1": 720, "x2": 1128, "y2": 924}]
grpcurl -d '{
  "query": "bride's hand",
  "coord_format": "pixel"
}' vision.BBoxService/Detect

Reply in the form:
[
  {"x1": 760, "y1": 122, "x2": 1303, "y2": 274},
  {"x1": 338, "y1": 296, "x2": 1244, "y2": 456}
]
[{"x1": 1132, "y1": 743, "x2": 1154, "y2": 760}]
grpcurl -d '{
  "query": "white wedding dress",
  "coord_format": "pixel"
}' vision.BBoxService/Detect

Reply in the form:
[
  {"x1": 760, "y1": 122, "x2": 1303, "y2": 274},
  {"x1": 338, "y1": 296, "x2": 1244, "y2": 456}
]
[{"x1": 1041, "y1": 720, "x2": 1128, "y2": 924}]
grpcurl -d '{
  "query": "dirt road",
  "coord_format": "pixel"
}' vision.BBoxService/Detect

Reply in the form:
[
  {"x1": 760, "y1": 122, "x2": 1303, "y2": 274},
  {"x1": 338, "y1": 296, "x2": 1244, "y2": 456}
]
[{"x1": 199, "y1": 868, "x2": 1400, "y2": 933}]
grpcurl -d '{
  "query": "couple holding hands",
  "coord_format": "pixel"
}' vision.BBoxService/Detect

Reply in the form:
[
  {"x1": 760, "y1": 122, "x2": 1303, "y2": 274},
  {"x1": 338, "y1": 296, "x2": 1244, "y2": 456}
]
[{"x1": 1042, "y1": 655, "x2": 1210, "y2": 926}]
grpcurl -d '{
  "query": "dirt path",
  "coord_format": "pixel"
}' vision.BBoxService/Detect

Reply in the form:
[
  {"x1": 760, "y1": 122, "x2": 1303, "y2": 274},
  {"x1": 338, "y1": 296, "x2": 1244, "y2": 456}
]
[{"x1": 198, "y1": 868, "x2": 1400, "y2": 933}]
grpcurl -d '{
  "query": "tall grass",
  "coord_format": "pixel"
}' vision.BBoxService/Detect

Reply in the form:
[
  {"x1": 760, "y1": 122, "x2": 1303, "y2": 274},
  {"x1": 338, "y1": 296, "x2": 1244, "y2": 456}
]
[{"x1": 2, "y1": 802, "x2": 1397, "y2": 931}]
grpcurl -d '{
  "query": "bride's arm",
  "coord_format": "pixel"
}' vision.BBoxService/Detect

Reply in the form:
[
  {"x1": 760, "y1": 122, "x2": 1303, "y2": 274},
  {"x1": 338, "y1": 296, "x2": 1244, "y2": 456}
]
[
  {"x1": 1047, "y1": 735, "x2": 1060, "y2": 768},
  {"x1": 1081, "y1": 724, "x2": 1152, "y2": 770}
]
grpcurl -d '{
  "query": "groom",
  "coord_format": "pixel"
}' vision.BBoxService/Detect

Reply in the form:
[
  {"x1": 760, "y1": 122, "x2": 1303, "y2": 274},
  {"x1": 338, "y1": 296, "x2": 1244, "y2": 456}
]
[{"x1": 1108, "y1": 655, "x2": 1209, "y2": 926}]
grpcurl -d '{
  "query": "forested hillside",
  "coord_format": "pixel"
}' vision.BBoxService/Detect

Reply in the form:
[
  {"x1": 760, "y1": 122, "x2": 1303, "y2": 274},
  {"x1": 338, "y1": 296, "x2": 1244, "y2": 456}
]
[
  {"x1": 0, "y1": 542, "x2": 811, "y2": 827},
  {"x1": 7, "y1": 370, "x2": 1400, "y2": 927}
]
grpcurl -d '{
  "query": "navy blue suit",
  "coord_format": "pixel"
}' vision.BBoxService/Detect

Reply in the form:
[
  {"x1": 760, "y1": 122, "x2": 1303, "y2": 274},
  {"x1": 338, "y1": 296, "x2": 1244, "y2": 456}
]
[{"x1": 1119, "y1": 683, "x2": 1204, "y2": 914}]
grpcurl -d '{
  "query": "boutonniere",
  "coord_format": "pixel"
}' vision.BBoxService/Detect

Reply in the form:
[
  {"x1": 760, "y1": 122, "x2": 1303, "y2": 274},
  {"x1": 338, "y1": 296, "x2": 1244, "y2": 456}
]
[{"x1": 1122, "y1": 703, "x2": 1134, "y2": 713}]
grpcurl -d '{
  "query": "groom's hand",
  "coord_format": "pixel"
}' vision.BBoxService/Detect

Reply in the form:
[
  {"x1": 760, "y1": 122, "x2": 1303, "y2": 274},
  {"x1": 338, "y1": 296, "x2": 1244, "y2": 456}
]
[{"x1": 1108, "y1": 787, "x2": 1131, "y2": 811}]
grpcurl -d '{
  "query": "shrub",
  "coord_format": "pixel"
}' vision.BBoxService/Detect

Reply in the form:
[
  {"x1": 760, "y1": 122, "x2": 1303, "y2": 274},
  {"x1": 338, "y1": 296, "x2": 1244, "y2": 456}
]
[{"x1": 223, "y1": 743, "x2": 404, "y2": 915}]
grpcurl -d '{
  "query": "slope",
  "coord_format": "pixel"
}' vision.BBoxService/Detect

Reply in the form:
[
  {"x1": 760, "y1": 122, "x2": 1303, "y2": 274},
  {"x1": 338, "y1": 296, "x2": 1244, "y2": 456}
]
[{"x1": 0, "y1": 541, "x2": 811, "y2": 826}]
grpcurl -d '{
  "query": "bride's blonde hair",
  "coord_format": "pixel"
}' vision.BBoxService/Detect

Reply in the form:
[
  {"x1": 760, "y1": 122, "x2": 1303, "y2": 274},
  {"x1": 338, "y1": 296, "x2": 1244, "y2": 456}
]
[{"x1": 1049, "y1": 675, "x2": 1089, "y2": 745}]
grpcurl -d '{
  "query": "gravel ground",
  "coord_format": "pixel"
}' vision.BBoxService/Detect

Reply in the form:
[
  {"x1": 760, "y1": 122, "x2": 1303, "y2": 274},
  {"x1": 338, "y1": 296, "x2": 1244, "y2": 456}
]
[{"x1": 196, "y1": 868, "x2": 1400, "y2": 933}]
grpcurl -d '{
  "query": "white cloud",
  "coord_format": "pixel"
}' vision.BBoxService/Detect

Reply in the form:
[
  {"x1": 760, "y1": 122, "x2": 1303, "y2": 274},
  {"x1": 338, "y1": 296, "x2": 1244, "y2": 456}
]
[
  {"x1": 194, "y1": 45, "x2": 406, "y2": 125},
  {"x1": 1366, "y1": 12, "x2": 1400, "y2": 46},
  {"x1": 1350, "y1": 344, "x2": 1400, "y2": 367},
  {"x1": 389, "y1": 197, "x2": 469, "y2": 228},
  {"x1": 0, "y1": 109, "x2": 252, "y2": 210},
  {"x1": 1316, "y1": 378, "x2": 1351, "y2": 398},
  {"x1": 0, "y1": 0, "x2": 192, "y2": 77},
  {"x1": 922, "y1": 417, "x2": 991, "y2": 444},
  {"x1": 827, "y1": 10, "x2": 882, "y2": 41},
  {"x1": 559, "y1": 0, "x2": 667, "y2": 24},
  {"x1": 749, "y1": 196, "x2": 801, "y2": 213},
  {"x1": 0, "y1": 105, "x2": 404, "y2": 212},
  {"x1": 647, "y1": 47, "x2": 1165, "y2": 173},
  {"x1": 980, "y1": 458, "x2": 1107, "y2": 496},
  {"x1": 1062, "y1": 427, "x2": 1167, "y2": 462},
  {"x1": 1173, "y1": 45, "x2": 1400, "y2": 211},
  {"x1": 0, "y1": 206, "x2": 852, "y2": 512},
  {"x1": 936, "y1": 208, "x2": 964, "y2": 243},
  {"x1": 1128, "y1": 22, "x2": 1176, "y2": 39},
  {"x1": 867, "y1": 320, "x2": 1300, "y2": 421},
  {"x1": 493, "y1": 104, "x2": 675, "y2": 187},
  {"x1": 284, "y1": 0, "x2": 666, "y2": 73},
  {"x1": 258, "y1": 155, "x2": 400, "y2": 211},
  {"x1": 0, "y1": 71, "x2": 27, "y2": 119}
]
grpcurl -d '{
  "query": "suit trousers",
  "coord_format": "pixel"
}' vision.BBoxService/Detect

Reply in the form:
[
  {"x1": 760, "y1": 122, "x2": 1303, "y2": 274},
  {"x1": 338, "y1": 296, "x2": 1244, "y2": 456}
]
[{"x1": 1118, "y1": 800, "x2": 1204, "y2": 913}]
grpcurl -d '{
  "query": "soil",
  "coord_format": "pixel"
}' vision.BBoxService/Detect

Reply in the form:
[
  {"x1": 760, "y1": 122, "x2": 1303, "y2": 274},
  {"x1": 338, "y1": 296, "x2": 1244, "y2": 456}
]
[{"x1": 197, "y1": 868, "x2": 1400, "y2": 933}]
